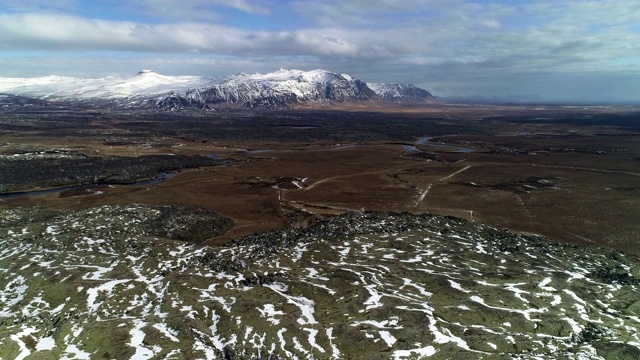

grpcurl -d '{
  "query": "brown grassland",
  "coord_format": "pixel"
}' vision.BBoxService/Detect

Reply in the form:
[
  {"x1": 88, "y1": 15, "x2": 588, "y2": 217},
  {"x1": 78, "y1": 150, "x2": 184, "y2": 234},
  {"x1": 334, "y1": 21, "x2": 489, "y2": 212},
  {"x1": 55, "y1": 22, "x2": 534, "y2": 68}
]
[{"x1": 1, "y1": 104, "x2": 639, "y2": 256}]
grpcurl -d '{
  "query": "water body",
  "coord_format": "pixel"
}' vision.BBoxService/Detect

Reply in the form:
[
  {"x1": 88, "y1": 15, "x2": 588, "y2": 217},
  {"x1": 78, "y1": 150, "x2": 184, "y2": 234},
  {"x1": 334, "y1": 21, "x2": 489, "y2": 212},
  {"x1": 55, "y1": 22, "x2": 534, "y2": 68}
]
[
  {"x1": 0, "y1": 186, "x2": 81, "y2": 200},
  {"x1": 246, "y1": 145, "x2": 357, "y2": 154},
  {"x1": 439, "y1": 145, "x2": 474, "y2": 153},
  {"x1": 414, "y1": 136, "x2": 474, "y2": 153},
  {"x1": 416, "y1": 136, "x2": 434, "y2": 145},
  {"x1": 432, "y1": 144, "x2": 474, "y2": 153},
  {"x1": 402, "y1": 145, "x2": 425, "y2": 154},
  {"x1": 397, "y1": 136, "x2": 433, "y2": 153},
  {"x1": 207, "y1": 154, "x2": 234, "y2": 165},
  {"x1": 0, "y1": 171, "x2": 176, "y2": 200}
]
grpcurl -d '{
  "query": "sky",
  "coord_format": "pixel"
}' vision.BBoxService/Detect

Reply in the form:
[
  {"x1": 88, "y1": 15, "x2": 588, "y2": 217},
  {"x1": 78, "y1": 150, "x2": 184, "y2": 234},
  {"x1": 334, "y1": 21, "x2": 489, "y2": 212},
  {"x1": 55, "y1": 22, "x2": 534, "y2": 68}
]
[{"x1": 0, "y1": 0, "x2": 639, "y2": 102}]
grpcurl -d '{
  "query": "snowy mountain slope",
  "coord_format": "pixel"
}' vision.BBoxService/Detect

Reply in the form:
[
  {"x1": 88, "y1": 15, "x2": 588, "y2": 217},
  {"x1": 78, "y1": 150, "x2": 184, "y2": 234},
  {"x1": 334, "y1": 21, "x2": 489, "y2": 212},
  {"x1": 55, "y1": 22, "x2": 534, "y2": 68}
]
[
  {"x1": 103, "y1": 70, "x2": 212, "y2": 98},
  {"x1": 0, "y1": 69, "x2": 436, "y2": 110},
  {"x1": 0, "y1": 70, "x2": 211, "y2": 106},
  {"x1": 367, "y1": 82, "x2": 436, "y2": 102},
  {"x1": 180, "y1": 68, "x2": 376, "y2": 109}
]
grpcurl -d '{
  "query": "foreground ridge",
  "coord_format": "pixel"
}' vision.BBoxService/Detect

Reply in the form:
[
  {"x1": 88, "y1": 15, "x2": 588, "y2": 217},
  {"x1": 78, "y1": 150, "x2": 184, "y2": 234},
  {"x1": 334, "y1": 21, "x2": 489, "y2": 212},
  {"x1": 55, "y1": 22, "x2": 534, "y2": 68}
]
[{"x1": 0, "y1": 206, "x2": 638, "y2": 359}]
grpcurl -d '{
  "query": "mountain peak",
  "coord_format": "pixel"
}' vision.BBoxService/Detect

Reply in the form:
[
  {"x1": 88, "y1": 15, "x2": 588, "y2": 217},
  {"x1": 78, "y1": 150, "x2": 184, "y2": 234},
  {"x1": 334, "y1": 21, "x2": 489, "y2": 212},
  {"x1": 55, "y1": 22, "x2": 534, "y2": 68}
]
[
  {"x1": 367, "y1": 82, "x2": 437, "y2": 103},
  {"x1": 137, "y1": 69, "x2": 156, "y2": 76}
]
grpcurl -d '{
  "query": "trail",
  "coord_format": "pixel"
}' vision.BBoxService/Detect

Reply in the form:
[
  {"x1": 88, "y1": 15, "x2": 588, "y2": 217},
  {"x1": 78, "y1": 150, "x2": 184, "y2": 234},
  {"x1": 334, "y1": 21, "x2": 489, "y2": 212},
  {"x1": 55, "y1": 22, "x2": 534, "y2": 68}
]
[
  {"x1": 515, "y1": 194, "x2": 532, "y2": 218},
  {"x1": 558, "y1": 228, "x2": 597, "y2": 245},
  {"x1": 304, "y1": 177, "x2": 335, "y2": 192},
  {"x1": 303, "y1": 168, "x2": 407, "y2": 192},
  {"x1": 531, "y1": 164, "x2": 640, "y2": 177},
  {"x1": 460, "y1": 161, "x2": 640, "y2": 177},
  {"x1": 415, "y1": 166, "x2": 472, "y2": 208},
  {"x1": 286, "y1": 199, "x2": 364, "y2": 213},
  {"x1": 440, "y1": 165, "x2": 471, "y2": 182},
  {"x1": 413, "y1": 185, "x2": 432, "y2": 207}
]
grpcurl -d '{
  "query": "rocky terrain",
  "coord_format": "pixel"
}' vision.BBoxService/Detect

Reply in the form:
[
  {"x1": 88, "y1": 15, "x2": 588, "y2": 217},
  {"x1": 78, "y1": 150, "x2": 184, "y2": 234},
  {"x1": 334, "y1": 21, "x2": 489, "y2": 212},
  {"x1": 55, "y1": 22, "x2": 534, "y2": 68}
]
[
  {"x1": 0, "y1": 151, "x2": 224, "y2": 193},
  {"x1": 0, "y1": 94, "x2": 50, "y2": 108},
  {"x1": 1, "y1": 206, "x2": 638, "y2": 359}
]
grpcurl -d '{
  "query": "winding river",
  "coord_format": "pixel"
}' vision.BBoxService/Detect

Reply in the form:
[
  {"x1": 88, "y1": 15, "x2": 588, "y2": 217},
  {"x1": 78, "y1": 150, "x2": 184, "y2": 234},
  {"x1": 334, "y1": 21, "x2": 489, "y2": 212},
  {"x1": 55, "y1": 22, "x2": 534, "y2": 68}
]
[
  {"x1": 0, "y1": 171, "x2": 177, "y2": 200},
  {"x1": 407, "y1": 136, "x2": 474, "y2": 153}
]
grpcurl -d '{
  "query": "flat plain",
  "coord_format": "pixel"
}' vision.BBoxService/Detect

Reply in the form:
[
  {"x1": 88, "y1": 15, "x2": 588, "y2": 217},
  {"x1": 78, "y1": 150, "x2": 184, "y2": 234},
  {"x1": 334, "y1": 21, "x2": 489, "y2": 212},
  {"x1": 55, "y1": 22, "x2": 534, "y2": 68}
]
[{"x1": 1, "y1": 105, "x2": 638, "y2": 256}]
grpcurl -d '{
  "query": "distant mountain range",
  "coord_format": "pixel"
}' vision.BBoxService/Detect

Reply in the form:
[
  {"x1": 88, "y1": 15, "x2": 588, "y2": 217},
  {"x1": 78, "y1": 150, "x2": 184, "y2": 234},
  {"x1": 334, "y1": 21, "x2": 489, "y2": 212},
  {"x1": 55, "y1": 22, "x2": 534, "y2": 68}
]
[{"x1": 0, "y1": 69, "x2": 437, "y2": 110}]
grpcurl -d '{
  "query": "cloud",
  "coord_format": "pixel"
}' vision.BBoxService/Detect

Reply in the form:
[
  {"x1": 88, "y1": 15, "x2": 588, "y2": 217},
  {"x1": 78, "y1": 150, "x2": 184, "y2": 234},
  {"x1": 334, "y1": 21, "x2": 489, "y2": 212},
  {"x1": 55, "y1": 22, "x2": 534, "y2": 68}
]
[
  {"x1": 1, "y1": 2, "x2": 638, "y2": 75},
  {"x1": 290, "y1": 0, "x2": 439, "y2": 28},
  {"x1": 0, "y1": 0, "x2": 77, "y2": 12},
  {"x1": 526, "y1": 0, "x2": 640, "y2": 26},
  {"x1": 0, "y1": 0, "x2": 638, "y2": 101},
  {"x1": 0, "y1": 54, "x2": 280, "y2": 78},
  {"x1": 131, "y1": 0, "x2": 271, "y2": 20},
  {"x1": 1, "y1": 1, "x2": 638, "y2": 70},
  {"x1": 290, "y1": 0, "x2": 511, "y2": 29},
  {"x1": 0, "y1": 0, "x2": 271, "y2": 21},
  {"x1": 223, "y1": 0, "x2": 271, "y2": 15},
  {"x1": 0, "y1": 13, "x2": 394, "y2": 59}
]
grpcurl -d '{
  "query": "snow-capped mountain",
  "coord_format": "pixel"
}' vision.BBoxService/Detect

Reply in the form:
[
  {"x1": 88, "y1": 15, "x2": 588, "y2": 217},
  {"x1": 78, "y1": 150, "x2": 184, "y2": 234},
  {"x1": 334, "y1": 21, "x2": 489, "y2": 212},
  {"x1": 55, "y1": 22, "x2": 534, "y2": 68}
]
[
  {"x1": 166, "y1": 69, "x2": 376, "y2": 109},
  {"x1": 367, "y1": 83, "x2": 436, "y2": 103},
  {"x1": 0, "y1": 70, "x2": 212, "y2": 108},
  {"x1": 0, "y1": 69, "x2": 436, "y2": 110}
]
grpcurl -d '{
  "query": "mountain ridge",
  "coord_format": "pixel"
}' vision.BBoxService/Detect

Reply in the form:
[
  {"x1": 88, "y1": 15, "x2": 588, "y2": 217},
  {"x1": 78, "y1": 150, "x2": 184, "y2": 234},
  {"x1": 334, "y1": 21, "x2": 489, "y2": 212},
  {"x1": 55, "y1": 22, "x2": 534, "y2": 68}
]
[
  {"x1": 0, "y1": 69, "x2": 436, "y2": 110},
  {"x1": 368, "y1": 82, "x2": 437, "y2": 103}
]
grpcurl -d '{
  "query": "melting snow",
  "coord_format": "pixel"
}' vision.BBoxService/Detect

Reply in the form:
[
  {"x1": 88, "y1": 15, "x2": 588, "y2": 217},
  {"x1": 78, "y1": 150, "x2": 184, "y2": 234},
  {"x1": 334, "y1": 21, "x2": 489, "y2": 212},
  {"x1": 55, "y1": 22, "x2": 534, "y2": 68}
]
[{"x1": 1, "y1": 205, "x2": 638, "y2": 359}]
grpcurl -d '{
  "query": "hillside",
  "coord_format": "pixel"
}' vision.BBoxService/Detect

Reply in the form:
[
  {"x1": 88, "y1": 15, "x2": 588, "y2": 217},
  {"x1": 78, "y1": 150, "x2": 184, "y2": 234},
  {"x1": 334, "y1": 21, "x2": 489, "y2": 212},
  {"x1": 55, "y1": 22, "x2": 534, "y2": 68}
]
[{"x1": 1, "y1": 205, "x2": 638, "y2": 359}]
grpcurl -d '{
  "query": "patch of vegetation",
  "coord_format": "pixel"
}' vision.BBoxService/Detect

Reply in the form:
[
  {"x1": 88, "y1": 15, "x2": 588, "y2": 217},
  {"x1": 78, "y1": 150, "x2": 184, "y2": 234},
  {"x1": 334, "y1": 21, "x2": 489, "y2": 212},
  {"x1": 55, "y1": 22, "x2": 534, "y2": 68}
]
[
  {"x1": 612, "y1": 185, "x2": 640, "y2": 192},
  {"x1": 573, "y1": 323, "x2": 606, "y2": 344},
  {"x1": 145, "y1": 205, "x2": 234, "y2": 243},
  {"x1": 0, "y1": 154, "x2": 221, "y2": 192},
  {"x1": 588, "y1": 266, "x2": 637, "y2": 285},
  {"x1": 594, "y1": 340, "x2": 640, "y2": 360},
  {"x1": 0, "y1": 207, "x2": 63, "y2": 227}
]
